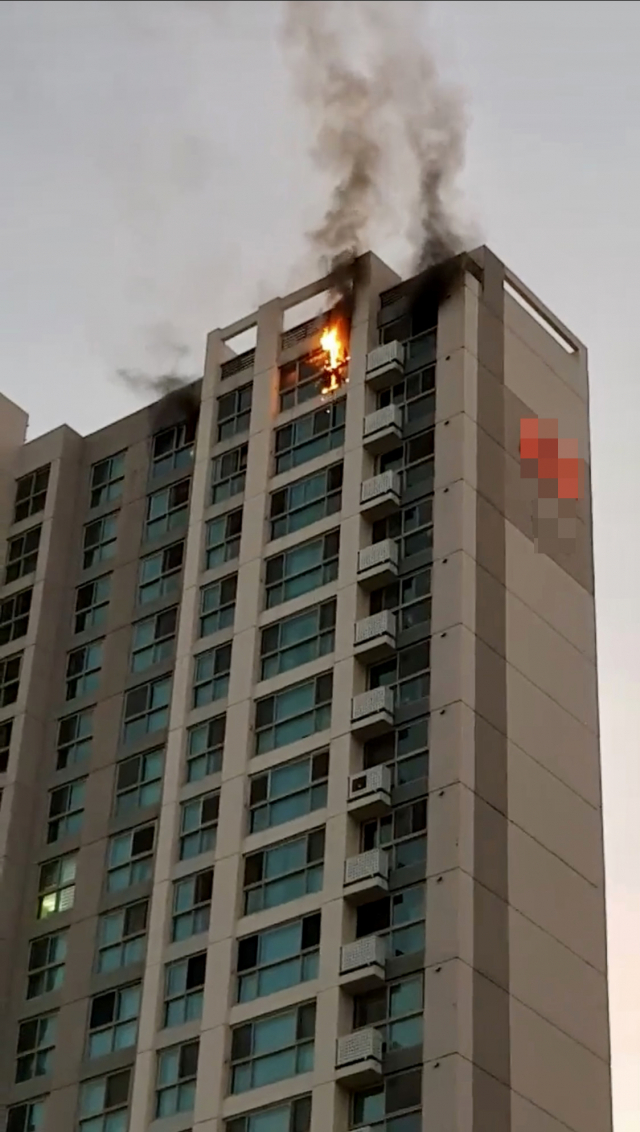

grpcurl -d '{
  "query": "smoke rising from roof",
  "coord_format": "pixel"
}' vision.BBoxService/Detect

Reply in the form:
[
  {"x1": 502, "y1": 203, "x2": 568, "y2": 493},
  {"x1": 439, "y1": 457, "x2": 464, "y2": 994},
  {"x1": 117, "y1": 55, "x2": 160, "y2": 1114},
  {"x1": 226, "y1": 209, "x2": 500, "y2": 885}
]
[{"x1": 282, "y1": 0, "x2": 469, "y2": 301}]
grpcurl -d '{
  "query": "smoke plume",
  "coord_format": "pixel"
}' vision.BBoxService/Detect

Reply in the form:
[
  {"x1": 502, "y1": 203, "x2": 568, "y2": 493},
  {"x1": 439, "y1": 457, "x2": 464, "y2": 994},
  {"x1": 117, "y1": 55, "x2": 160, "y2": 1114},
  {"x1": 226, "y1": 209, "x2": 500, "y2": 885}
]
[{"x1": 283, "y1": 0, "x2": 468, "y2": 305}]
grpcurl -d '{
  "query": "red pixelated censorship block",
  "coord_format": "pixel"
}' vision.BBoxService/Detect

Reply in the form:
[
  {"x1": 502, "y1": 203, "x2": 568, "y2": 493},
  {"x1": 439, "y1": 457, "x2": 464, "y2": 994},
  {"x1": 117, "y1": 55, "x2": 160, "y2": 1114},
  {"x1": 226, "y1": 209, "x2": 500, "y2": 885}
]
[{"x1": 520, "y1": 418, "x2": 582, "y2": 500}]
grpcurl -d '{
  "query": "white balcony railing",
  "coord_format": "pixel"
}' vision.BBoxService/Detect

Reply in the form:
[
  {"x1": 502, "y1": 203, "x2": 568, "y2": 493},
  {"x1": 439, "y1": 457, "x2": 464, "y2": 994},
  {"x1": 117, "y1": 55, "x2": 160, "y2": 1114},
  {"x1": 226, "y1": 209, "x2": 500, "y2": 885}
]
[
  {"x1": 348, "y1": 764, "x2": 392, "y2": 804},
  {"x1": 351, "y1": 686, "x2": 395, "y2": 724},
  {"x1": 363, "y1": 403, "x2": 403, "y2": 440},
  {"x1": 344, "y1": 848, "x2": 390, "y2": 887},
  {"x1": 366, "y1": 341, "x2": 404, "y2": 376},
  {"x1": 354, "y1": 611, "x2": 396, "y2": 647},
  {"x1": 357, "y1": 540, "x2": 398, "y2": 576},
  {"x1": 336, "y1": 1028, "x2": 384, "y2": 1069},
  {"x1": 360, "y1": 470, "x2": 401, "y2": 506},
  {"x1": 340, "y1": 935, "x2": 387, "y2": 976}
]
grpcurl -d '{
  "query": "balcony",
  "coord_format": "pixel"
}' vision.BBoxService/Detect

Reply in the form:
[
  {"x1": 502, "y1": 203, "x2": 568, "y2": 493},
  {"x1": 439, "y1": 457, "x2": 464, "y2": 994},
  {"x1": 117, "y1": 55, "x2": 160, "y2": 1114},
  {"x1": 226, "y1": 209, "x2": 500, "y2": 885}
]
[
  {"x1": 336, "y1": 1028, "x2": 384, "y2": 1086},
  {"x1": 365, "y1": 342, "x2": 405, "y2": 391},
  {"x1": 357, "y1": 540, "x2": 399, "y2": 590},
  {"x1": 360, "y1": 471, "x2": 401, "y2": 521},
  {"x1": 363, "y1": 405, "x2": 403, "y2": 455},
  {"x1": 340, "y1": 935, "x2": 387, "y2": 993},
  {"x1": 344, "y1": 848, "x2": 390, "y2": 904},
  {"x1": 348, "y1": 765, "x2": 392, "y2": 820},
  {"x1": 354, "y1": 611, "x2": 396, "y2": 663},
  {"x1": 351, "y1": 687, "x2": 395, "y2": 739}
]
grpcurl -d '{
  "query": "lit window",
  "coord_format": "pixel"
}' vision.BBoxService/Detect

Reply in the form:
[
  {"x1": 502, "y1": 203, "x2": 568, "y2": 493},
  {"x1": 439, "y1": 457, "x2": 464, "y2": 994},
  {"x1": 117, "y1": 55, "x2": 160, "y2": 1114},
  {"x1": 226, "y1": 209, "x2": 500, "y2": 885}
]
[{"x1": 37, "y1": 855, "x2": 76, "y2": 919}]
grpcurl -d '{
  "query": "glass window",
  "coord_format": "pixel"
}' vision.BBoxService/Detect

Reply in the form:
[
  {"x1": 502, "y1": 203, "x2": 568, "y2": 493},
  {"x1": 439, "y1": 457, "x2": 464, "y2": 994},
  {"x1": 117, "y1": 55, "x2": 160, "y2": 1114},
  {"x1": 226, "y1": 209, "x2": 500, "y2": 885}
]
[
  {"x1": 370, "y1": 569, "x2": 431, "y2": 633},
  {"x1": 138, "y1": 541, "x2": 184, "y2": 605},
  {"x1": 145, "y1": 479, "x2": 190, "y2": 541},
  {"x1": 56, "y1": 708, "x2": 93, "y2": 770},
  {"x1": 378, "y1": 365, "x2": 435, "y2": 427},
  {"x1": 186, "y1": 715, "x2": 225, "y2": 783},
  {"x1": 205, "y1": 508, "x2": 243, "y2": 569},
  {"x1": 0, "y1": 653, "x2": 21, "y2": 707},
  {"x1": 237, "y1": 913, "x2": 320, "y2": 1004},
  {"x1": 179, "y1": 792, "x2": 219, "y2": 860},
  {"x1": 5, "y1": 525, "x2": 41, "y2": 583},
  {"x1": 265, "y1": 530, "x2": 339, "y2": 609},
  {"x1": 122, "y1": 676, "x2": 172, "y2": 744},
  {"x1": 255, "y1": 673, "x2": 332, "y2": 755},
  {"x1": 115, "y1": 749, "x2": 164, "y2": 815},
  {"x1": 243, "y1": 828, "x2": 325, "y2": 914},
  {"x1": 193, "y1": 643, "x2": 232, "y2": 707},
  {"x1": 269, "y1": 463, "x2": 343, "y2": 541},
  {"x1": 47, "y1": 778, "x2": 86, "y2": 843},
  {"x1": 87, "y1": 984, "x2": 141, "y2": 1059},
  {"x1": 26, "y1": 931, "x2": 67, "y2": 999},
  {"x1": 199, "y1": 575, "x2": 237, "y2": 637},
  {"x1": 0, "y1": 717, "x2": 13, "y2": 773},
  {"x1": 368, "y1": 643, "x2": 430, "y2": 707},
  {"x1": 362, "y1": 800, "x2": 427, "y2": 871},
  {"x1": 227, "y1": 1096, "x2": 312, "y2": 1132},
  {"x1": 372, "y1": 499, "x2": 433, "y2": 562},
  {"x1": 15, "y1": 1013, "x2": 57, "y2": 1082},
  {"x1": 74, "y1": 575, "x2": 110, "y2": 634},
  {"x1": 163, "y1": 952, "x2": 207, "y2": 1027},
  {"x1": 260, "y1": 599, "x2": 335, "y2": 681},
  {"x1": 0, "y1": 587, "x2": 32, "y2": 645},
  {"x1": 356, "y1": 886, "x2": 425, "y2": 960},
  {"x1": 171, "y1": 869, "x2": 213, "y2": 942},
  {"x1": 211, "y1": 443, "x2": 248, "y2": 504},
  {"x1": 78, "y1": 1069, "x2": 130, "y2": 1132},
  {"x1": 90, "y1": 452, "x2": 125, "y2": 508},
  {"x1": 275, "y1": 399, "x2": 345, "y2": 474},
  {"x1": 66, "y1": 641, "x2": 103, "y2": 701},
  {"x1": 96, "y1": 900, "x2": 148, "y2": 974},
  {"x1": 14, "y1": 466, "x2": 50, "y2": 524},
  {"x1": 249, "y1": 751, "x2": 328, "y2": 834},
  {"x1": 351, "y1": 1068, "x2": 422, "y2": 1131},
  {"x1": 106, "y1": 824, "x2": 156, "y2": 892},
  {"x1": 217, "y1": 383, "x2": 252, "y2": 442},
  {"x1": 37, "y1": 854, "x2": 76, "y2": 919},
  {"x1": 6, "y1": 1100, "x2": 46, "y2": 1132},
  {"x1": 230, "y1": 1002, "x2": 316, "y2": 1094},
  {"x1": 152, "y1": 419, "x2": 196, "y2": 478},
  {"x1": 379, "y1": 431, "x2": 434, "y2": 493},
  {"x1": 279, "y1": 354, "x2": 324, "y2": 411},
  {"x1": 131, "y1": 607, "x2": 178, "y2": 672},
  {"x1": 354, "y1": 975, "x2": 424, "y2": 1051},
  {"x1": 83, "y1": 513, "x2": 118, "y2": 570},
  {"x1": 363, "y1": 719, "x2": 428, "y2": 787},
  {"x1": 155, "y1": 1040, "x2": 199, "y2": 1118}
]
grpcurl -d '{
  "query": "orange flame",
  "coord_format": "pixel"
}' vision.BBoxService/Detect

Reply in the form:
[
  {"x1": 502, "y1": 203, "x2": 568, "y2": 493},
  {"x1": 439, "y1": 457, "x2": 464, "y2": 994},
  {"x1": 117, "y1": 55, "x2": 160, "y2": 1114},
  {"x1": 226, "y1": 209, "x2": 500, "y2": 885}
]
[{"x1": 319, "y1": 324, "x2": 349, "y2": 395}]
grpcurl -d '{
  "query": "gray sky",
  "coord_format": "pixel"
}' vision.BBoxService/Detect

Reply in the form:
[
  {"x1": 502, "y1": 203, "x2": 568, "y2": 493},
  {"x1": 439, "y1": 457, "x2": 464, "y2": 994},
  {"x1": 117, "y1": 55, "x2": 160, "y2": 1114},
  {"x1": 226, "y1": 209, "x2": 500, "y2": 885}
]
[{"x1": 1, "y1": 1, "x2": 638, "y2": 1125}]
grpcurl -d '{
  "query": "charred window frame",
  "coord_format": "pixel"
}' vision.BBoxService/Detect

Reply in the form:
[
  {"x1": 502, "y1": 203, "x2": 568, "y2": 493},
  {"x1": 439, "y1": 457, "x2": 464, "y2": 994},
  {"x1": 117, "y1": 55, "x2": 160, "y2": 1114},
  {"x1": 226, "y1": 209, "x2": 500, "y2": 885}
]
[
  {"x1": 90, "y1": 452, "x2": 125, "y2": 509},
  {"x1": 5, "y1": 525, "x2": 41, "y2": 584},
  {"x1": 265, "y1": 530, "x2": 339, "y2": 610},
  {"x1": 131, "y1": 607, "x2": 178, "y2": 672},
  {"x1": 178, "y1": 791, "x2": 219, "y2": 860},
  {"x1": 217, "y1": 383, "x2": 252, "y2": 442},
  {"x1": 37, "y1": 854, "x2": 76, "y2": 919},
  {"x1": 65, "y1": 641, "x2": 103, "y2": 701},
  {"x1": 274, "y1": 399, "x2": 345, "y2": 475},
  {"x1": 122, "y1": 676, "x2": 172, "y2": 744},
  {"x1": 279, "y1": 354, "x2": 324, "y2": 411},
  {"x1": 96, "y1": 900, "x2": 149, "y2": 974},
  {"x1": 0, "y1": 653, "x2": 22, "y2": 707},
  {"x1": 78, "y1": 1069, "x2": 131, "y2": 1132},
  {"x1": 199, "y1": 575, "x2": 237, "y2": 637},
  {"x1": 205, "y1": 508, "x2": 243, "y2": 569},
  {"x1": 155, "y1": 1039, "x2": 199, "y2": 1118},
  {"x1": 230, "y1": 1002, "x2": 316, "y2": 1094},
  {"x1": 145, "y1": 479, "x2": 191, "y2": 541},
  {"x1": 26, "y1": 931, "x2": 68, "y2": 999},
  {"x1": 236, "y1": 914, "x2": 320, "y2": 1004},
  {"x1": 260, "y1": 599, "x2": 336, "y2": 681},
  {"x1": 163, "y1": 952, "x2": 207, "y2": 1028},
  {"x1": 186, "y1": 715, "x2": 225, "y2": 783},
  {"x1": 192, "y1": 643, "x2": 231, "y2": 708},
  {"x1": 152, "y1": 419, "x2": 197, "y2": 479},
  {"x1": 83, "y1": 513, "x2": 118, "y2": 570},
  {"x1": 370, "y1": 569, "x2": 431, "y2": 633},
  {"x1": 0, "y1": 718, "x2": 13, "y2": 773},
  {"x1": 249, "y1": 749, "x2": 329, "y2": 834},
  {"x1": 138, "y1": 540, "x2": 184, "y2": 606},
  {"x1": 269, "y1": 463, "x2": 343, "y2": 541},
  {"x1": 363, "y1": 718, "x2": 428, "y2": 788},
  {"x1": 368, "y1": 642, "x2": 430, "y2": 708},
  {"x1": 243, "y1": 828, "x2": 325, "y2": 915},
  {"x1": 87, "y1": 983, "x2": 141, "y2": 1059},
  {"x1": 47, "y1": 778, "x2": 86, "y2": 843},
  {"x1": 0, "y1": 587, "x2": 32, "y2": 645},
  {"x1": 255, "y1": 672, "x2": 332, "y2": 755},
  {"x1": 115, "y1": 749, "x2": 164, "y2": 816},
  {"x1": 211, "y1": 443, "x2": 248, "y2": 505},
  {"x1": 57, "y1": 708, "x2": 93, "y2": 770},
  {"x1": 361, "y1": 800, "x2": 428, "y2": 871},
  {"x1": 106, "y1": 823, "x2": 156, "y2": 893},
  {"x1": 171, "y1": 869, "x2": 213, "y2": 942},
  {"x1": 14, "y1": 466, "x2": 50, "y2": 524},
  {"x1": 74, "y1": 575, "x2": 111, "y2": 634}
]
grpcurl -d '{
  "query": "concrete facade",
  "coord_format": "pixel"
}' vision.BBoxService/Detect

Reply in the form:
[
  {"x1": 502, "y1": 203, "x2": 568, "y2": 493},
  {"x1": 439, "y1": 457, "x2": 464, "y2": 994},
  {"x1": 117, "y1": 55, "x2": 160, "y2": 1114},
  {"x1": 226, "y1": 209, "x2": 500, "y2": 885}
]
[{"x1": 0, "y1": 248, "x2": 611, "y2": 1132}]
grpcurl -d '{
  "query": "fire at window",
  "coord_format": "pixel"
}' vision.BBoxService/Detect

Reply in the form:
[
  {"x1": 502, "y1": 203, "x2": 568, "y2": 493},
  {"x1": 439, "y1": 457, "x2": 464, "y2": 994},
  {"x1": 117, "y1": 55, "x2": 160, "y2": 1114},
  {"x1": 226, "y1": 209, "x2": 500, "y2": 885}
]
[{"x1": 318, "y1": 321, "x2": 350, "y2": 397}]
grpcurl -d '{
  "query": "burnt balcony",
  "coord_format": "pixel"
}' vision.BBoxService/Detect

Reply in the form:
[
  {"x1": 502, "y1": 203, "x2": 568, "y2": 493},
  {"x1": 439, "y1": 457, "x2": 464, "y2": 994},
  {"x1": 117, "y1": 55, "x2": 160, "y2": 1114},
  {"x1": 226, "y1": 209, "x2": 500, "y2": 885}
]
[
  {"x1": 351, "y1": 687, "x2": 395, "y2": 739},
  {"x1": 344, "y1": 848, "x2": 390, "y2": 904},
  {"x1": 365, "y1": 342, "x2": 405, "y2": 391},
  {"x1": 339, "y1": 935, "x2": 387, "y2": 994},
  {"x1": 360, "y1": 471, "x2": 401, "y2": 521},
  {"x1": 357, "y1": 540, "x2": 399, "y2": 590},
  {"x1": 354, "y1": 610, "x2": 397, "y2": 663},
  {"x1": 362, "y1": 405, "x2": 403, "y2": 455},
  {"x1": 347, "y1": 765, "x2": 392, "y2": 820}
]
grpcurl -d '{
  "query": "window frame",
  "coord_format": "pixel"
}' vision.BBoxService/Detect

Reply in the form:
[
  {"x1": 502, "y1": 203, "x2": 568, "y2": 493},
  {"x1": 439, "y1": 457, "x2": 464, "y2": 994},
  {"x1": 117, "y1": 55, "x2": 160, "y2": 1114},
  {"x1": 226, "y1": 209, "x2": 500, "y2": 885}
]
[
  {"x1": 47, "y1": 777, "x2": 86, "y2": 843},
  {"x1": 122, "y1": 676, "x2": 172, "y2": 745},
  {"x1": 368, "y1": 642, "x2": 430, "y2": 707},
  {"x1": 356, "y1": 884, "x2": 426, "y2": 961},
  {"x1": 363, "y1": 718, "x2": 428, "y2": 788},
  {"x1": 353, "y1": 973, "x2": 424, "y2": 1052},
  {"x1": 350, "y1": 1067, "x2": 422, "y2": 1132},
  {"x1": 96, "y1": 900, "x2": 148, "y2": 974},
  {"x1": 254, "y1": 672, "x2": 333, "y2": 755},
  {"x1": 78, "y1": 1069, "x2": 131, "y2": 1132},
  {"x1": 204, "y1": 508, "x2": 243, "y2": 570},
  {"x1": 259, "y1": 599, "x2": 336, "y2": 681},
  {"x1": 0, "y1": 653, "x2": 22, "y2": 707},
  {"x1": 378, "y1": 364, "x2": 435, "y2": 427},
  {"x1": 269, "y1": 463, "x2": 343, "y2": 541},
  {"x1": 82, "y1": 513, "x2": 118, "y2": 570},
  {"x1": 379, "y1": 430, "x2": 435, "y2": 493},
  {"x1": 171, "y1": 868, "x2": 214, "y2": 942},
  {"x1": 26, "y1": 931, "x2": 68, "y2": 999},
  {"x1": 56, "y1": 708, "x2": 93, "y2": 770},
  {"x1": 90, "y1": 452, "x2": 126, "y2": 509},
  {"x1": 361, "y1": 799, "x2": 428, "y2": 871},
  {"x1": 372, "y1": 498, "x2": 433, "y2": 562},
  {"x1": 74, "y1": 575, "x2": 111, "y2": 634},
  {"x1": 137, "y1": 541, "x2": 185, "y2": 606},
  {"x1": 236, "y1": 913, "x2": 321, "y2": 1004},
  {"x1": 186, "y1": 715, "x2": 225, "y2": 783},
  {"x1": 278, "y1": 354, "x2": 325, "y2": 412},
  {"x1": 106, "y1": 824, "x2": 156, "y2": 893},
  {"x1": 199, "y1": 574, "x2": 237, "y2": 637},
  {"x1": 370, "y1": 568, "x2": 431, "y2": 633},
  {"x1": 0, "y1": 717, "x2": 13, "y2": 773},
  {"x1": 114, "y1": 748, "x2": 164, "y2": 816},
  {"x1": 130, "y1": 606, "x2": 178, "y2": 673},
  {"x1": 249, "y1": 750, "x2": 329, "y2": 834},
  {"x1": 211, "y1": 442, "x2": 248, "y2": 505},
  {"x1": 274, "y1": 398, "x2": 346, "y2": 475},
  {"x1": 226, "y1": 1095, "x2": 312, "y2": 1132},
  {"x1": 15, "y1": 1011, "x2": 57, "y2": 1082},
  {"x1": 65, "y1": 641, "x2": 103, "y2": 701},
  {"x1": 192, "y1": 643, "x2": 232, "y2": 708},
  {"x1": 5, "y1": 525, "x2": 41, "y2": 583},
  {"x1": 243, "y1": 827, "x2": 325, "y2": 915},
  {"x1": 155, "y1": 1039, "x2": 199, "y2": 1118},
  {"x1": 87, "y1": 982, "x2": 141, "y2": 1059},
  {"x1": 163, "y1": 952, "x2": 207, "y2": 1028},
  {"x1": 265, "y1": 530, "x2": 340, "y2": 610},
  {"x1": 6, "y1": 1099, "x2": 47, "y2": 1132},
  {"x1": 230, "y1": 1001, "x2": 316, "y2": 1094},
  {"x1": 178, "y1": 791, "x2": 220, "y2": 860},
  {"x1": 145, "y1": 479, "x2": 191, "y2": 542},
  {"x1": 151, "y1": 420, "x2": 196, "y2": 479},
  {"x1": 217, "y1": 382, "x2": 253, "y2": 442},
  {"x1": 37, "y1": 854, "x2": 76, "y2": 919},
  {"x1": 0, "y1": 587, "x2": 32, "y2": 645},
  {"x1": 14, "y1": 466, "x2": 50, "y2": 524}
]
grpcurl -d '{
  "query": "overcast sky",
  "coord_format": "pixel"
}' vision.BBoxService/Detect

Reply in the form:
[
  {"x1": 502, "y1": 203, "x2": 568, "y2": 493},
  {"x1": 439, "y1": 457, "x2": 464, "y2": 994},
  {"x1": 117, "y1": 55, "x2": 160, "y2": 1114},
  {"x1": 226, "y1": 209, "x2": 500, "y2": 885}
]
[{"x1": 1, "y1": 1, "x2": 638, "y2": 1126}]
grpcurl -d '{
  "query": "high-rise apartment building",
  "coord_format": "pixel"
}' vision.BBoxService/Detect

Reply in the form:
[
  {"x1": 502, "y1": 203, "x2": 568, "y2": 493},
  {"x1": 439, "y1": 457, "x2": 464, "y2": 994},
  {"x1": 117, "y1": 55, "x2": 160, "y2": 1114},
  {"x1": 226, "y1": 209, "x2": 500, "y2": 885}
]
[{"x1": 0, "y1": 247, "x2": 612, "y2": 1132}]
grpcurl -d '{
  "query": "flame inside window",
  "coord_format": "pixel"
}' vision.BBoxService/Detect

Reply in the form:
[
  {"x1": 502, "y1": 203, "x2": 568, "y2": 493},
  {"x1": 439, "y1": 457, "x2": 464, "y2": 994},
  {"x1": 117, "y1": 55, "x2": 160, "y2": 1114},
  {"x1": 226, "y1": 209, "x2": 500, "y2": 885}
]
[{"x1": 319, "y1": 324, "x2": 349, "y2": 396}]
